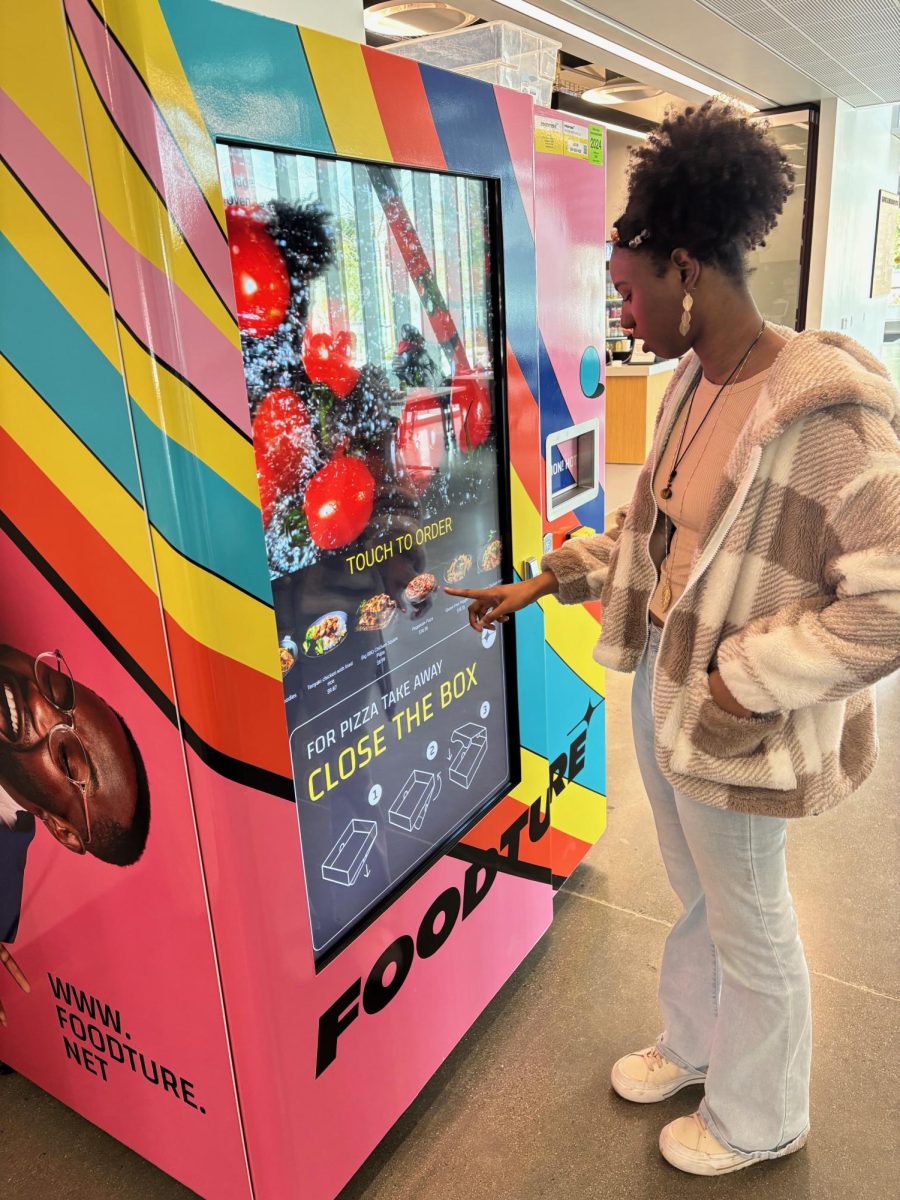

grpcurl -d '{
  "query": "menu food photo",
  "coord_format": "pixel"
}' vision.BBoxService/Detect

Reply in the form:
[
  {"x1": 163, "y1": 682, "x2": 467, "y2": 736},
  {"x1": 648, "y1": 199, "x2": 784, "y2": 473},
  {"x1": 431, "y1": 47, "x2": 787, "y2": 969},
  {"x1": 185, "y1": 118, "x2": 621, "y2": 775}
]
[{"x1": 220, "y1": 145, "x2": 518, "y2": 959}]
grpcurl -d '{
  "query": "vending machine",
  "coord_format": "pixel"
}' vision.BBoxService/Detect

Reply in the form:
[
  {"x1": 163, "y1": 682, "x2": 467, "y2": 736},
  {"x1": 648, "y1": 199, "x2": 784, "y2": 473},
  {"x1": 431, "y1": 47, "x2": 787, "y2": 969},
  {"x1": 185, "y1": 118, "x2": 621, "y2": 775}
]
[{"x1": 0, "y1": 2, "x2": 606, "y2": 1196}]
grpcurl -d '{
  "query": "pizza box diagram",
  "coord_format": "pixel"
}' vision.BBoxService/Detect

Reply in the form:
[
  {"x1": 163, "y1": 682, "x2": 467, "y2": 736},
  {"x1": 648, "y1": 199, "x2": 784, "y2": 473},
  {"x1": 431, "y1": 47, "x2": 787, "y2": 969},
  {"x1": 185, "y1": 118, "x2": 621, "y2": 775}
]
[{"x1": 389, "y1": 770, "x2": 442, "y2": 833}]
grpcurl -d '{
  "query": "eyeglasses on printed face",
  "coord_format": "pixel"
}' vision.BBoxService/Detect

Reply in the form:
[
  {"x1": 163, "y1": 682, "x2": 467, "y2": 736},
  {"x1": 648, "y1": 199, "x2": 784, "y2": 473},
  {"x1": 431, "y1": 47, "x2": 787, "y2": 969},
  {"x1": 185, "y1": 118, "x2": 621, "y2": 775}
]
[{"x1": 33, "y1": 650, "x2": 92, "y2": 846}]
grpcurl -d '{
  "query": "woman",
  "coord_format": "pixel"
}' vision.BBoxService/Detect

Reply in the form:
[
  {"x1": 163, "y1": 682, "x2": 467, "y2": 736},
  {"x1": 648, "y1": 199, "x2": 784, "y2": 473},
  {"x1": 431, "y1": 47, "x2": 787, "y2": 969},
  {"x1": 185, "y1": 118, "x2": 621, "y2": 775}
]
[{"x1": 447, "y1": 102, "x2": 900, "y2": 1176}]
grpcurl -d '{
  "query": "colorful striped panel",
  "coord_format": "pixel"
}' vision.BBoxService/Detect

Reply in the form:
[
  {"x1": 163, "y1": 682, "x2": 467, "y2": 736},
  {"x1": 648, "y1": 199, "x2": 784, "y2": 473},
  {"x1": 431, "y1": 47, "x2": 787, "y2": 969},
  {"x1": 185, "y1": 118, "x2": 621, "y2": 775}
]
[
  {"x1": 156, "y1": 0, "x2": 333, "y2": 151},
  {"x1": 67, "y1": 0, "x2": 233, "y2": 313},
  {"x1": 361, "y1": 49, "x2": 446, "y2": 169},
  {"x1": 92, "y1": 0, "x2": 228, "y2": 233},
  {"x1": 68, "y1": 34, "x2": 239, "y2": 350},
  {"x1": 0, "y1": 235, "x2": 271, "y2": 604},
  {"x1": 302, "y1": 29, "x2": 392, "y2": 161},
  {"x1": 0, "y1": 0, "x2": 92, "y2": 179}
]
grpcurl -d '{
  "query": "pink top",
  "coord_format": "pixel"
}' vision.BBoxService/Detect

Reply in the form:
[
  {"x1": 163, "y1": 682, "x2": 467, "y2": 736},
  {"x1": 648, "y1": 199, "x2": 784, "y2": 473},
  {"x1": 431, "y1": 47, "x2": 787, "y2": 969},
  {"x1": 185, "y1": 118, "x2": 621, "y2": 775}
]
[{"x1": 650, "y1": 367, "x2": 770, "y2": 622}]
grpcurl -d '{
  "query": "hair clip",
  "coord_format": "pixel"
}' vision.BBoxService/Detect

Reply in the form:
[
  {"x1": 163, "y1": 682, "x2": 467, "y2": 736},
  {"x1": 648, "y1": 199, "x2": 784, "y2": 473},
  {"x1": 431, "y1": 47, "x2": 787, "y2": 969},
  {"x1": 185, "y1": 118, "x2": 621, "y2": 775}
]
[
  {"x1": 628, "y1": 228, "x2": 651, "y2": 248},
  {"x1": 610, "y1": 227, "x2": 620, "y2": 245}
]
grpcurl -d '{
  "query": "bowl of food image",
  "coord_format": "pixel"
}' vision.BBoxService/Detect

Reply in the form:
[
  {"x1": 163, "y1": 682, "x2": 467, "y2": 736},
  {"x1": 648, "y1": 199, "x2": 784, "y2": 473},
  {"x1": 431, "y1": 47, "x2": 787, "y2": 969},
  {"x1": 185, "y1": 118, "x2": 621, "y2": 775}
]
[
  {"x1": 279, "y1": 636, "x2": 299, "y2": 677},
  {"x1": 443, "y1": 554, "x2": 473, "y2": 586},
  {"x1": 356, "y1": 593, "x2": 398, "y2": 633},
  {"x1": 404, "y1": 573, "x2": 437, "y2": 605},
  {"x1": 302, "y1": 612, "x2": 348, "y2": 657},
  {"x1": 479, "y1": 535, "x2": 502, "y2": 573}
]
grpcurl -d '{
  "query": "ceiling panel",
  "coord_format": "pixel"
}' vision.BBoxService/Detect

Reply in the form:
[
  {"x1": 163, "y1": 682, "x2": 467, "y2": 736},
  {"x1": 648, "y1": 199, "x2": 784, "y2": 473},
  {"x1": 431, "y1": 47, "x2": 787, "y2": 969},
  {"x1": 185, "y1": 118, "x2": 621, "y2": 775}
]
[{"x1": 695, "y1": 0, "x2": 900, "y2": 105}]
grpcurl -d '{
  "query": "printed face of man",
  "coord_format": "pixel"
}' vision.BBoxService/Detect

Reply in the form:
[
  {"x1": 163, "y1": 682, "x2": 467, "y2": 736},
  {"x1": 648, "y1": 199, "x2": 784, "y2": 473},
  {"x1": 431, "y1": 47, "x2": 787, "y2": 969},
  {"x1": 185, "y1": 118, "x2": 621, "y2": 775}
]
[{"x1": 0, "y1": 645, "x2": 139, "y2": 855}]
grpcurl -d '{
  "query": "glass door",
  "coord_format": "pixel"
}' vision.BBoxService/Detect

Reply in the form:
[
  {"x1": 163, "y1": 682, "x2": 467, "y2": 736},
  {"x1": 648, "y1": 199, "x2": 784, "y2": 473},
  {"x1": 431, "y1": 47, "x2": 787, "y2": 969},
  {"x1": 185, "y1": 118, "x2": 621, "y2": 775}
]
[{"x1": 748, "y1": 104, "x2": 819, "y2": 330}]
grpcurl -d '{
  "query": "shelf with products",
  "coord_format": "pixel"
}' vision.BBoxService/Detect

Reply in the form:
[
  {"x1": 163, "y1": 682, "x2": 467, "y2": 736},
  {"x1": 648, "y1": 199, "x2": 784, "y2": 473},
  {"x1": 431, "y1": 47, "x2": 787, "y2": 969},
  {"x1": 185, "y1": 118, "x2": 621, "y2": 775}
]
[{"x1": 605, "y1": 243, "x2": 632, "y2": 359}]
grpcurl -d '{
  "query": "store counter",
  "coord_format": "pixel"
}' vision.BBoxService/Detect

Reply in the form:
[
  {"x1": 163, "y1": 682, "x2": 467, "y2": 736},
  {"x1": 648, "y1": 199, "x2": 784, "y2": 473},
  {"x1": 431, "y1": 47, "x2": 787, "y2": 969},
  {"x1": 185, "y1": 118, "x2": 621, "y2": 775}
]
[{"x1": 606, "y1": 360, "x2": 678, "y2": 463}]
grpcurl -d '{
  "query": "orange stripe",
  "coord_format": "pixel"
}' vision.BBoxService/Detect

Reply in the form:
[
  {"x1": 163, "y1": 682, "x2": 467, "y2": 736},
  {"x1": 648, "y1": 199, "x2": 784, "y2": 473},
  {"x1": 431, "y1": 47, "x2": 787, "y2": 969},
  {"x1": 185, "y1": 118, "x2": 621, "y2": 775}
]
[
  {"x1": 164, "y1": 619, "x2": 291, "y2": 779},
  {"x1": 462, "y1": 793, "x2": 551, "y2": 871},
  {"x1": 551, "y1": 827, "x2": 593, "y2": 880},
  {"x1": 0, "y1": 429, "x2": 174, "y2": 699},
  {"x1": 362, "y1": 47, "x2": 447, "y2": 169}
]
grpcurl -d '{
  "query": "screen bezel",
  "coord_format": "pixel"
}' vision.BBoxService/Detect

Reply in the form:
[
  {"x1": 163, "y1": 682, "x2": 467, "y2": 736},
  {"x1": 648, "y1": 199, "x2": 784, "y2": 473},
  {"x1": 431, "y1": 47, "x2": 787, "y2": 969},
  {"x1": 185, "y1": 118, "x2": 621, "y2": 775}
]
[{"x1": 216, "y1": 138, "x2": 522, "y2": 970}]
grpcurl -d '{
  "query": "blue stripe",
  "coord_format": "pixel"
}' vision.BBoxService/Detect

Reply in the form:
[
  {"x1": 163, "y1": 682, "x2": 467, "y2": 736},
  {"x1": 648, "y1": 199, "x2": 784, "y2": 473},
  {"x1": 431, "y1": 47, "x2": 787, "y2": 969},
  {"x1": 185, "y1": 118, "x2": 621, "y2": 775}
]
[
  {"x1": 419, "y1": 67, "x2": 538, "y2": 399},
  {"x1": 545, "y1": 641, "x2": 606, "y2": 797},
  {"x1": 159, "y1": 0, "x2": 334, "y2": 152},
  {"x1": 0, "y1": 236, "x2": 272, "y2": 601},
  {"x1": 538, "y1": 333, "x2": 576, "y2": 452}
]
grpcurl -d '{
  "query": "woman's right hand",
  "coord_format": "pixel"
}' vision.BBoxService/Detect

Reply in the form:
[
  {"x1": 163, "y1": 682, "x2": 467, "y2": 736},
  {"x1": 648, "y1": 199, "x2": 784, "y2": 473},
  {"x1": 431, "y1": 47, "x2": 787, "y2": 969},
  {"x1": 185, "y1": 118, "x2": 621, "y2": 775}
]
[{"x1": 446, "y1": 571, "x2": 556, "y2": 632}]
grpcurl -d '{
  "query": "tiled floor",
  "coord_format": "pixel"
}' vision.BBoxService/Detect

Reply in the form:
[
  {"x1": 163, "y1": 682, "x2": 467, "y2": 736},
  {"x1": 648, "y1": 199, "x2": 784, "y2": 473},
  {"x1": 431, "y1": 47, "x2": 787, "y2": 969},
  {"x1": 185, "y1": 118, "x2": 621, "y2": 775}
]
[{"x1": 3, "y1": 464, "x2": 898, "y2": 1199}]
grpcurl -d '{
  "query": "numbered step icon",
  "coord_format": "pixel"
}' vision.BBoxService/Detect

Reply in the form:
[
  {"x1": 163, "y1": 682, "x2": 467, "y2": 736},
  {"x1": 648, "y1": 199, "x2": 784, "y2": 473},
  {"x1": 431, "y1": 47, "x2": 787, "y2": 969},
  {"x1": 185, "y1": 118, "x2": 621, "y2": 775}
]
[
  {"x1": 481, "y1": 626, "x2": 497, "y2": 649},
  {"x1": 426, "y1": 740, "x2": 439, "y2": 762},
  {"x1": 480, "y1": 701, "x2": 491, "y2": 720},
  {"x1": 368, "y1": 784, "x2": 383, "y2": 807}
]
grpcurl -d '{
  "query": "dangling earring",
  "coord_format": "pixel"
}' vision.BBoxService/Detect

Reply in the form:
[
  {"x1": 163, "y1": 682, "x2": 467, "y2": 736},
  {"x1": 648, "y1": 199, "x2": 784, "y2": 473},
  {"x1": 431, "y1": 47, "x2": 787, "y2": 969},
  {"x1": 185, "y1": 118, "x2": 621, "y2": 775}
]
[{"x1": 679, "y1": 292, "x2": 694, "y2": 338}]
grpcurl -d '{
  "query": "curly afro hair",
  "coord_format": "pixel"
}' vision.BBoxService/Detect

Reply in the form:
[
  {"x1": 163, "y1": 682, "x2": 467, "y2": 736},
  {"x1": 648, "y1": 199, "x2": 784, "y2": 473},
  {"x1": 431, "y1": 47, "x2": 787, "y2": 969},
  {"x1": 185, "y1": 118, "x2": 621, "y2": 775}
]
[{"x1": 614, "y1": 101, "x2": 794, "y2": 280}]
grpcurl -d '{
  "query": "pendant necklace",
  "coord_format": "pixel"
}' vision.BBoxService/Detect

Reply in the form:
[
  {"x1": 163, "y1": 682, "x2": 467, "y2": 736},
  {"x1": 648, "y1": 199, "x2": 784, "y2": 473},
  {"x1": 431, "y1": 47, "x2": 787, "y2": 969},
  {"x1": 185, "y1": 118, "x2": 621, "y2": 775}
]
[{"x1": 658, "y1": 320, "x2": 767, "y2": 612}]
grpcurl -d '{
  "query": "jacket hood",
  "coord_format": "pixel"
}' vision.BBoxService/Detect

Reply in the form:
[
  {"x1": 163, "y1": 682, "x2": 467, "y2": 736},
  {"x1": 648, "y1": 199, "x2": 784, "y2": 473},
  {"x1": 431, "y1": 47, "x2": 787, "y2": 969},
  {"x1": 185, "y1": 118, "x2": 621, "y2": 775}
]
[{"x1": 750, "y1": 328, "x2": 900, "y2": 445}]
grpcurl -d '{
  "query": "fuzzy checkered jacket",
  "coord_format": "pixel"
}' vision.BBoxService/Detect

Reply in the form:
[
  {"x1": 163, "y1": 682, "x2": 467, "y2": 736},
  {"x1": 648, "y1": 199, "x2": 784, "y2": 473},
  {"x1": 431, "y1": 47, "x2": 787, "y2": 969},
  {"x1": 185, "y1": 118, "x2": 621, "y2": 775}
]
[{"x1": 543, "y1": 330, "x2": 900, "y2": 817}]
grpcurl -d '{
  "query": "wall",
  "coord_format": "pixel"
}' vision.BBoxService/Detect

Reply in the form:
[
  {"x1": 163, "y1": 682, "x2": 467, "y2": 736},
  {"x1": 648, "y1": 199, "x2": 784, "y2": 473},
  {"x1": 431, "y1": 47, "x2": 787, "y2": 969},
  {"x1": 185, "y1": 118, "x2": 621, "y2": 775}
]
[
  {"x1": 213, "y1": 0, "x2": 364, "y2": 40},
  {"x1": 605, "y1": 130, "x2": 639, "y2": 226},
  {"x1": 807, "y1": 99, "x2": 900, "y2": 355}
]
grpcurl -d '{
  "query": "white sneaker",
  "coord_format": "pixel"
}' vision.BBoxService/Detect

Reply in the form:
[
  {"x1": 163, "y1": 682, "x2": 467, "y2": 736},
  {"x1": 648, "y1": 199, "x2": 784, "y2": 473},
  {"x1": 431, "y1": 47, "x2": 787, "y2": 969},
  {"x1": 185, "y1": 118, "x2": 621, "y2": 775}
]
[
  {"x1": 610, "y1": 1045, "x2": 706, "y2": 1103},
  {"x1": 659, "y1": 1111, "x2": 808, "y2": 1175}
]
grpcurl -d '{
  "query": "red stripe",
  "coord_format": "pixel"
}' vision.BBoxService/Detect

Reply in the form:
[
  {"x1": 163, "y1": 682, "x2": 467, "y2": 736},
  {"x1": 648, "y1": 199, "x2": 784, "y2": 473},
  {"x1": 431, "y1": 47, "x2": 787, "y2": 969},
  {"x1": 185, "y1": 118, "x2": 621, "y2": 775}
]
[
  {"x1": 0, "y1": 430, "x2": 173, "y2": 700},
  {"x1": 362, "y1": 47, "x2": 447, "y2": 169},
  {"x1": 506, "y1": 345, "x2": 542, "y2": 511}
]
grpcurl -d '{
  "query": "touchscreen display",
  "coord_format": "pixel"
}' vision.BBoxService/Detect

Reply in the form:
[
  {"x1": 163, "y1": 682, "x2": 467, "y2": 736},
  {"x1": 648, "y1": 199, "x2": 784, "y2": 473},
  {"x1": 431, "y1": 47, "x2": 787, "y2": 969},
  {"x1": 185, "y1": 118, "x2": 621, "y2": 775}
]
[{"x1": 218, "y1": 144, "x2": 517, "y2": 960}]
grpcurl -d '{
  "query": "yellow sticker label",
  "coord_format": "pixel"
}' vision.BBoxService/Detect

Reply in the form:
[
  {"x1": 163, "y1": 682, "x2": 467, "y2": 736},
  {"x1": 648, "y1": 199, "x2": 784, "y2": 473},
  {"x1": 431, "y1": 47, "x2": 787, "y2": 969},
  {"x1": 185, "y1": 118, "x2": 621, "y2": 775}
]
[{"x1": 534, "y1": 115, "x2": 564, "y2": 155}]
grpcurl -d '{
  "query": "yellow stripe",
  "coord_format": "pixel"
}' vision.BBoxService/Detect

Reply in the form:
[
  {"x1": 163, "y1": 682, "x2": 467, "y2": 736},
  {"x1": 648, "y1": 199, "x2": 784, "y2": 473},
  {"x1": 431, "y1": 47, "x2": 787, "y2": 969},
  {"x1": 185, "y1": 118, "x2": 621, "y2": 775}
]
[
  {"x1": 70, "y1": 37, "x2": 239, "y2": 348},
  {"x1": 510, "y1": 468, "x2": 543, "y2": 580},
  {"x1": 150, "y1": 533, "x2": 280, "y2": 681},
  {"x1": 100, "y1": 0, "x2": 227, "y2": 233},
  {"x1": 552, "y1": 774, "x2": 606, "y2": 846},
  {"x1": 1, "y1": 164, "x2": 257, "y2": 504},
  {"x1": 510, "y1": 745, "x2": 548, "y2": 807},
  {"x1": 301, "y1": 28, "x2": 393, "y2": 161},
  {"x1": 0, "y1": 359, "x2": 156, "y2": 589},
  {"x1": 0, "y1": 0, "x2": 91, "y2": 181}
]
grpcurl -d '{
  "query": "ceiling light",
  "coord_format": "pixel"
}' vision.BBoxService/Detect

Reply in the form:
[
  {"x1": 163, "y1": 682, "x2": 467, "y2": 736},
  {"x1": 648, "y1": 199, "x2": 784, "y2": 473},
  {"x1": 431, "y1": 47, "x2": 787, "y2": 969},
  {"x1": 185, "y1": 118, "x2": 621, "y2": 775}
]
[
  {"x1": 492, "y1": 0, "x2": 719, "y2": 97},
  {"x1": 582, "y1": 81, "x2": 663, "y2": 106},
  {"x1": 364, "y1": 2, "x2": 477, "y2": 39},
  {"x1": 582, "y1": 90, "x2": 625, "y2": 105}
]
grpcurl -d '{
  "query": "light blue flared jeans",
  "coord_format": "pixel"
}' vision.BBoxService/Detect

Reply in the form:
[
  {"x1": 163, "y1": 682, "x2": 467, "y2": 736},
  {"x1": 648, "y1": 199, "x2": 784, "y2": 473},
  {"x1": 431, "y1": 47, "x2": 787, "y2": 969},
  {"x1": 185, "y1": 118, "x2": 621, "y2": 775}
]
[{"x1": 631, "y1": 623, "x2": 812, "y2": 1158}]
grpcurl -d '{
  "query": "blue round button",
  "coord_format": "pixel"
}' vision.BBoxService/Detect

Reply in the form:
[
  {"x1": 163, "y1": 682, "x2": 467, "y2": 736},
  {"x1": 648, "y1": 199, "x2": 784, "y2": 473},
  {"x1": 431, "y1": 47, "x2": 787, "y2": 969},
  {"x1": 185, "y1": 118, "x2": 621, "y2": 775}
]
[{"x1": 579, "y1": 346, "x2": 604, "y2": 398}]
